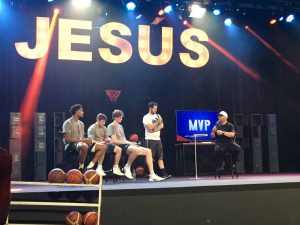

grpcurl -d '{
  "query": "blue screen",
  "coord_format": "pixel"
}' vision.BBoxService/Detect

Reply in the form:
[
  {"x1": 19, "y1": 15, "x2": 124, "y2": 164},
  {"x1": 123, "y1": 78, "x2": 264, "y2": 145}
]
[{"x1": 176, "y1": 110, "x2": 219, "y2": 141}]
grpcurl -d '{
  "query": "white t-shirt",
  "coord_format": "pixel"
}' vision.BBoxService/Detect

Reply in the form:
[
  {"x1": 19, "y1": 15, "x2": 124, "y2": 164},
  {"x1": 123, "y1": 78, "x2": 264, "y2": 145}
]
[{"x1": 143, "y1": 114, "x2": 161, "y2": 140}]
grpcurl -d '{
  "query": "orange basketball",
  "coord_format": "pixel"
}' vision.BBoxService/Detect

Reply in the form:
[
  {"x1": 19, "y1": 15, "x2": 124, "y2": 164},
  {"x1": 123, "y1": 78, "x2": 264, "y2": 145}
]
[
  {"x1": 48, "y1": 168, "x2": 66, "y2": 183},
  {"x1": 129, "y1": 133, "x2": 139, "y2": 142},
  {"x1": 66, "y1": 169, "x2": 83, "y2": 184},
  {"x1": 65, "y1": 211, "x2": 83, "y2": 225},
  {"x1": 135, "y1": 166, "x2": 145, "y2": 176},
  {"x1": 83, "y1": 212, "x2": 98, "y2": 225},
  {"x1": 84, "y1": 170, "x2": 100, "y2": 184}
]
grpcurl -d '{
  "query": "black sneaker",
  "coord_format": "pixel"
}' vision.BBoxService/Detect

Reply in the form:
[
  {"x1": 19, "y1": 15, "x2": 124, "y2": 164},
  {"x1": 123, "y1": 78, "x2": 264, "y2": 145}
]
[
  {"x1": 231, "y1": 164, "x2": 237, "y2": 172},
  {"x1": 79, "y1": 167, "x2": 86, "y2": 173},
  {"x1": 161, "y1": 172, "x2": 172, "y2": 179}
]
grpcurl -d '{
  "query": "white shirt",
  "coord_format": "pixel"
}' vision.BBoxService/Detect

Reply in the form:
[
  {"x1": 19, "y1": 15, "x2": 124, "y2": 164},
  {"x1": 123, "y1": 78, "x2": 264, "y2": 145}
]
[{"x1": 143, "y1": 113, "x2": 161, "y2": 140}]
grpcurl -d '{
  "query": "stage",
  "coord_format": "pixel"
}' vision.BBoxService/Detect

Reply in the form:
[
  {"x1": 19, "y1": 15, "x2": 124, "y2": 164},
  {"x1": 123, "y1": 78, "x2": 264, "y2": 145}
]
[{"x1": 8, "y1": 174, "x2": 300, "y2": 225}]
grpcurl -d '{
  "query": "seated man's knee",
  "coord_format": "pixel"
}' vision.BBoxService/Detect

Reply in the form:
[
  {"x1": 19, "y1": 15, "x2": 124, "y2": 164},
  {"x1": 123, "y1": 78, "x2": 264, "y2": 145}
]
[
  {"x1": 78, "y1": 143, "x2": 88, "y2": 152},
  {"x1": 114, "y1": 146, "x2": 122, "y2": 154}
]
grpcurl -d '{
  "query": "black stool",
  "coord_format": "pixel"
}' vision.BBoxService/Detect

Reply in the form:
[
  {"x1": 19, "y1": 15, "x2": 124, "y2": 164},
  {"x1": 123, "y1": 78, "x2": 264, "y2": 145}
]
[{"x1": 215, "y1": 151, "x2": 238, "y2": 179}]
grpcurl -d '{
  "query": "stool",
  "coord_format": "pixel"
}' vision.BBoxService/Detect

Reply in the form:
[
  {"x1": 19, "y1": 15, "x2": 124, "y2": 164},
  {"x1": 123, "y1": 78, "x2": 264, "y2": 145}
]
[{"x1": 215, "y1": 151, "x2": 238, "y2": 179}]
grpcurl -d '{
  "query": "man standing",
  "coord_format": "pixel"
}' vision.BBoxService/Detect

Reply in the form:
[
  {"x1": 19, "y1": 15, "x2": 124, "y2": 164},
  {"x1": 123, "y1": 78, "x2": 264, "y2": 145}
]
[
  {"x1": 87, "y1": 113, "x2": 124, "y2": 176},
  {"x1": 107, "y1": 109, "x2": 165, "y2": 182},
  {"x1": 63, "y1": 104, "x2": 92, "y2": 173},
  {"x1": 210, "y1": 111, "x2": 241, "y2": 171},
  {"x1": 143, "y1": 102, "x2": 171, "y2": 178}
]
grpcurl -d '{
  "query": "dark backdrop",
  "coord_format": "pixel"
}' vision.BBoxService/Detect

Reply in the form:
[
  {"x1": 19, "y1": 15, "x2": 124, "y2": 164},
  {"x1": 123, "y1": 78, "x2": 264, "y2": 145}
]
[{"x1": 1, "y1": 3, "x2": 300, "y2": 179}]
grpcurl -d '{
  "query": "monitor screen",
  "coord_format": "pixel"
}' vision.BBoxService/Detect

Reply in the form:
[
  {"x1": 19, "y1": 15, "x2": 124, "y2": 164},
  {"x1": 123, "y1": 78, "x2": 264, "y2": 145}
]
[{"x1": 176, "y1": 110, "x2": 219, "y2": 142}]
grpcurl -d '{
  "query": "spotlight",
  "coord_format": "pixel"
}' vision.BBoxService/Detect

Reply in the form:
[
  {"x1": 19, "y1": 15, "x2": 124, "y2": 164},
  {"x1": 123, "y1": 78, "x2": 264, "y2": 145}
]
[
  {"x1": 54, "y1": 8, "x2": 59, "y2": 14},
  {"x1": 286, "y1": 14, "x2": 295, "y2": 23},
  {"x1": 136, "y1": 14, "x2": 142, "y2": 19},
  {"x1": 183, "y1": 20, "x2": 188, "y2": 25},
  {"x1": 213, "y1": 9, "x2": 221, "y2": 16},
  {"x1": 279, "y1": 16, "x2": 284, "y2": 21},
  {"x1": 224, "y1": 18, "x2": 232, "y2": 26},
  {"x1": 189, "y1": 4, "x2": 206, "y2": 18},
  {"x1": 269, "y1": 18, "x2": 277, "y2": 25},
  {"x1": 126, "y1": 1, "x2": 136, "y2": 11},
  {"x1": 48, "y1": 0, "x2": 54, "y2": 2},
  {"x1": 164, "y1": 5, "x2": 173, "y2": 14},
  {"x1": 158, "y1": 9, "x2": 164, "y2": 16},
  {"x1": 71, "y1": 0, "x2": 91, "y2": 9}
]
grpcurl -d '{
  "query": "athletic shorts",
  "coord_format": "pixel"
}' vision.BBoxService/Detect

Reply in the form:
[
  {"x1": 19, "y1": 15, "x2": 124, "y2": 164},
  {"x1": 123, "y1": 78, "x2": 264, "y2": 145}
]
[
  {"x1": 65, "y1": 143, "x2": 79, "y2": 152},
  {"x1": 118, "y1": 144, "x2": 130, "y2": 152},
  {"x1": 89, "y1": 143, "x2": 117, "y2": 153},
  {"x1": 145, "y1": 139, "x2": 164, "y2": 161}
]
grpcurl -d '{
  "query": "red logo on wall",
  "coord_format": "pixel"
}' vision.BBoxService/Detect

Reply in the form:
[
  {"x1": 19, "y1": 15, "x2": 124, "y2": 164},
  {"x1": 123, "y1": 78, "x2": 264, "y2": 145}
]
[{"x1": 105, "y1": 90, "x2": 121, "y2": 102}]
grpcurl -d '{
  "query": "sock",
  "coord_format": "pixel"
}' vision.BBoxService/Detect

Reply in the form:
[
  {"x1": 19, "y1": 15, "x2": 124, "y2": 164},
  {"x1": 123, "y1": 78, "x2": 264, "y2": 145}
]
[
  {"x1": 97, "y1": 165, "x2": 103, "y2": 170},
  {"x1": 113, "y1": 165, "x2": 118, "y2": 168},
  {"x1": 79, "y1": 163, "x2": 84, "y2": 169},
  {"x1": 125, "y1": 164, "x2": 131, "y2": 169},
  {"x1": 87, "y1": 161, "x2": 95, "y2": 169},
  {"x1": 149, "y1": 171, "x2": 155, "y2": 176}
]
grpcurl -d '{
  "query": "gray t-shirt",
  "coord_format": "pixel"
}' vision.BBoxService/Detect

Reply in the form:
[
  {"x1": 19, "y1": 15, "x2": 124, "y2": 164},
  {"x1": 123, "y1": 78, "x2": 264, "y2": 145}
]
[
  {"x1": 62, "y1": 118, "x2": 85, "y2": 142},
  {"x1": 107, "y1": 122, "x2": 127, "y2": 141},
  {"x1": 87, "y1": 124, "x2": 107, "y2": 142}
]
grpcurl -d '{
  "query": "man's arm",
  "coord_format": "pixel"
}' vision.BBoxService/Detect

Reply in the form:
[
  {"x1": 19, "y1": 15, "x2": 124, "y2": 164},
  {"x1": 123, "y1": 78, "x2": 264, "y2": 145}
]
[
  {"x1": 110, "y1": 134, "x2": 133, "y2": 145},
  {"x1": 210, "y1": 126, "x2": 217, "y2": 138},
  {"x1": 64, "y1": 132, "x2": 92, "y2": 144},
  {"x1": 216, "y1": 124, "x2": 235, "y2": 138}
]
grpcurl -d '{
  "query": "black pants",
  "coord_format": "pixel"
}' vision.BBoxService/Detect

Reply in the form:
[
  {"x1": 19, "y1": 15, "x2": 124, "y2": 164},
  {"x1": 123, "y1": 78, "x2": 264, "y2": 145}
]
[{"x1": 214, "y1": 142, "x2": 241, "y2": 168}]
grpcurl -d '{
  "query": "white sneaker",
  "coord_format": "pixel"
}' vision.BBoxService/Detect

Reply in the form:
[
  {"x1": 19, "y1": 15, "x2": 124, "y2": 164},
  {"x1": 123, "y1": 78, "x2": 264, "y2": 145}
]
[
  {"x1": 124, "y1": 167, "x2": 134, "y2": 179},
  {"x1": 149, "y1": 173, "x2": 166, "y2": 182},
  {"x1": 96, "y1": 168, "x2": 106, "y2": 176},
  {"x1": 113, "y1": 167, "x2": 125, "y2": 176}
]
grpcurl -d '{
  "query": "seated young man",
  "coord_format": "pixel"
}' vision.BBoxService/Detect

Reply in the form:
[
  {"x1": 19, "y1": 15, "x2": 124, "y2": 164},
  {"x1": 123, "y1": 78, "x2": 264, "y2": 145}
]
[
  {"x1": 107, "y1": 109, "x2": 165, "y2": 182},
  {"x1": 87, "y1": 113, "x2": 124, "y2": 176},
  {"x1": 62, "y1": 104, "x2": 93, "y2": 173}
]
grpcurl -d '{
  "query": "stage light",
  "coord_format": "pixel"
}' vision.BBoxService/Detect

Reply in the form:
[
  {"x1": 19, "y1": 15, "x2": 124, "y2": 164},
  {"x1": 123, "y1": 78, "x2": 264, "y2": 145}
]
[
  {"x1": 164, "y1": 5, "x2": 173, "y2": 14},
  {"x1": 224, "y1": 18, "x2": 232, "y2": 26},
  {"x1": 189, "y1": 4, "x2": 206, "y2": 18},
  {"x1": 126, "y1": 1, "x2": 136, "y2": 11},
  {"x1": 269, "y1": 18, "x2": 277, "y2": 25},
  {"x1": 279, "y1": 16, "x2": 284, "y2": 21},
  {"x1": 183, "y1": 20, "x2": 187, "y2": 25},
  {"x1": 0, "y1": 0, "x2": 2, "y2": 11},
  {"x1": 213, "y1": 9, "x2": 221, "y2": 16},
  {"x1": 54, "y1": 8, "x2": 59, "y2": 14},
  {"x1": 71, "y1": 0, "x2": 91, "y2": 9},
  {"x1": 136, "y1": 14, "x2": 142, "y2": 19},
  {"x1": 48, "y1": 0, "x2": 54, "y2": 2},
  {"x1": 286, "y1": 14, "x2": 295, "y2": 23},
  {"x1": 158, "y1": 9, "x2": 164, "y2": 16}
]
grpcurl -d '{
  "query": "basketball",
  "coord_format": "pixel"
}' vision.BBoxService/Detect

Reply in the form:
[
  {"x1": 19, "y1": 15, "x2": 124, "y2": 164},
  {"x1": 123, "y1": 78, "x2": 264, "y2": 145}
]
[
  {"x1": 66, "y1": 169, "x2": 83, "y2": 184},
  {"x1": 135, "y1": 166, "x2": 145, "y2": 176},
  {"x1": 83, "y1": 170, "x2": 100, "y2": 184},
  {"x1": 65, "y1": 211, "x2": 83, "y2": 225},
  {"x1": 48, "y1": 168, "x2": 66, "y2": 183},
  {"x1": 83, "y1": 212, "x2": 98, "y2": 225},
  {"x1": 129, "y1": 133, "x2": 139, "y2": 142}
]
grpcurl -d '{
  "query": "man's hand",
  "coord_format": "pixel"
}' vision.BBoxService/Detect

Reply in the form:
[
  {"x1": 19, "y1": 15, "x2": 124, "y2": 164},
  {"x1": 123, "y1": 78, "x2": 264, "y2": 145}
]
[
  {"x1": 216, "y1": 130, "x2": 223, "y2": 136},
  {"x1": 84, "y1": 138, "x2": 93, "y2": 145}
]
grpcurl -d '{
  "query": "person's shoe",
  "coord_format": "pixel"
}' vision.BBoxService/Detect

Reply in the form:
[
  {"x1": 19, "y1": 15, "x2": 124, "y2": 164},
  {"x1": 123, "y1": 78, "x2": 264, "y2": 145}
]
[
  {"x1": 123, "y1": 167, "x2": 134, "y2": 179},
  {"x1": 113, "y1": 167, "x2": 125, "y2": 176},
  {"x1": 96, "y1": 168, "x2": 106, "y2": 176},
  {"x1": 149, "y1": 173, "x2": 166, "y2": 182},
  {"x1": 79, "y1": 167, "x2": 87, "y2": 173},
  {"x1": 161, "y1": 172, "x2": 172, "y2": 179}
]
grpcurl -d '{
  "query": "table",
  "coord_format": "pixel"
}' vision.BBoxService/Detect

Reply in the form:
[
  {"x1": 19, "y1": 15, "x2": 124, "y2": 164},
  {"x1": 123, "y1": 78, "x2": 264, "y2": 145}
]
[{"x1": 175, "y1": 142, "x2": 216, "y2": 176}]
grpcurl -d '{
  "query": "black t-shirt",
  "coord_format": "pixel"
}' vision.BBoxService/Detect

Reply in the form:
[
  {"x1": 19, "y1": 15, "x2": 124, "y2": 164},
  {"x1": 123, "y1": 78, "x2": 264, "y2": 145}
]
[{"x1": 215, "y1": 122, "x2": 235, "y2": 143}]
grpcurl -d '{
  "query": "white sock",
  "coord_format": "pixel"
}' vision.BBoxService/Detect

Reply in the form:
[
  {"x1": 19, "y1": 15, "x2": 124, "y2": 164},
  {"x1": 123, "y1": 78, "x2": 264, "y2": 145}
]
[
  {"x1": 87, "y1": 161, "x2": 95, "y2": 169},
  {"x1": 149, "y1": 172, "x2": 155, "y2": 176},
  {"x1": 113, "y1": 165, "x2": 118, "y2": 168},
  {"x1": 125, "y1": 164, "x2": 131, "y2": 169},
  {"x1": 97, "y1": 165, "x2": 103, "y2": 170},
  {"x1": 79, "y1": 163, "x2": 84, "y2": 169}
]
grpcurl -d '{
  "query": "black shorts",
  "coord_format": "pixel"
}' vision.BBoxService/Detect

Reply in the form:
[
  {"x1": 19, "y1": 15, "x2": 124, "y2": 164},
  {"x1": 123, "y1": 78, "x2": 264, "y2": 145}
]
[
  {"x1": 118, "y1": 144, "x2": 130, "y2": 152},
  {"x1": 65, "y1": 143, "x2": 79, "y2": 152},
  {"x1": 145, "y1": 139, "x2": 164, "y2": 161},
  {"x1": 107, "y1": 144, "x2": 117, "y2": 154}
]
